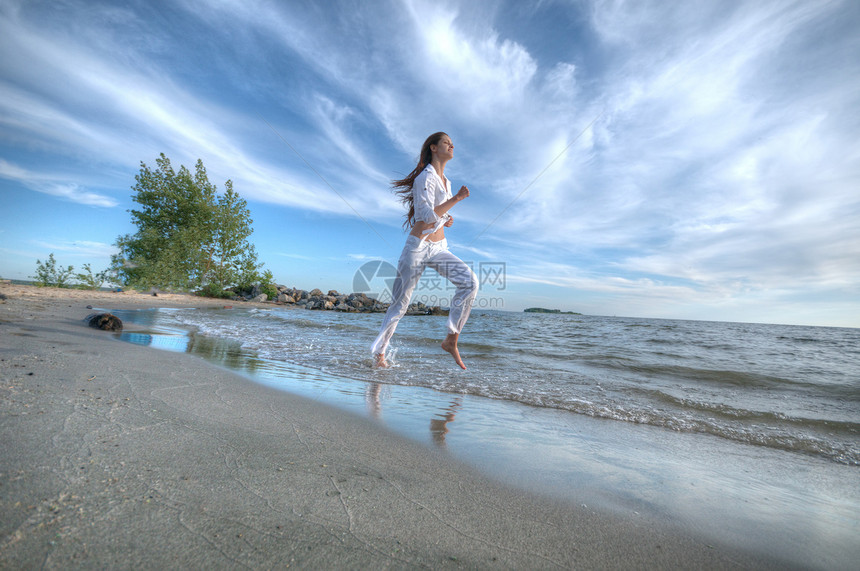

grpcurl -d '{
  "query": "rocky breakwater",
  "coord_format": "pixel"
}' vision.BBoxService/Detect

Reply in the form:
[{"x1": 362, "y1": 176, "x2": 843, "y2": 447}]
[{"x1": 271, "y1": 286, "x2": 448, "y2": 316}]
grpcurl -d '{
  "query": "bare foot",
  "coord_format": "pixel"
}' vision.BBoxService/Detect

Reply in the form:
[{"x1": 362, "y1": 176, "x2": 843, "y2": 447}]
[
  {"x1": 441, "y1": 334, "x2": 466, "y2": 370},
  {"x1": 374, "y1": 353, "x2": 389, "y2": 368}
]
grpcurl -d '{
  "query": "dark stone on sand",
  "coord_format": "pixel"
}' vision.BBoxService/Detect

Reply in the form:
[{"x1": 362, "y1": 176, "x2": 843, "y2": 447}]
[{"x1": 87, "y1": 313, "x2": 123, "y2": 331}]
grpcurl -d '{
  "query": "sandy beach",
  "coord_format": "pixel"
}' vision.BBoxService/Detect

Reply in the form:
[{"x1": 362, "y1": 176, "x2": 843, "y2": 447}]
[{"x1": 0, "y1": 285, "x2": 784, "y2": 568}]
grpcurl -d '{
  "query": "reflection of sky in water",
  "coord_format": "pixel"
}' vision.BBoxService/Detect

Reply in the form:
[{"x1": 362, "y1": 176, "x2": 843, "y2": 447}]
[
  {"x1": 110, "y1": 308, "x2": 859, "y2": 569},
  {"x1": 119, "y1": 331, "x2": 190, "y2": 353},
  {"x1": 111, "y1": 309, "x2": 192, "y2": 353}
]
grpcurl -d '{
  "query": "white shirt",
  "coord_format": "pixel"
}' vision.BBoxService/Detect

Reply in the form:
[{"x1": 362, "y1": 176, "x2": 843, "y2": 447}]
[{"x1": 412, "y1": 164, "x2": 452, "y2": 238}]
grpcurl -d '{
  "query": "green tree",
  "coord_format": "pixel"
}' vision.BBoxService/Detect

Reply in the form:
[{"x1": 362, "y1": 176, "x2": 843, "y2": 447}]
[
  {"x1": 205, "y1": 181, "x2": 264, "y2": 291},
  {"x1": 32, "y1": 253, "x2": 75, "y2": 288},
  {"x1": 111, "y1": 154, "x2": 269, "y2": 293}
]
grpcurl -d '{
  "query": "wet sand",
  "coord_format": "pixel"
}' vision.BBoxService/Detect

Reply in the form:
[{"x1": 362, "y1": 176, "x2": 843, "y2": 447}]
[{"x1": 0, "y1": 285, "x2": 783, "y2": 568}]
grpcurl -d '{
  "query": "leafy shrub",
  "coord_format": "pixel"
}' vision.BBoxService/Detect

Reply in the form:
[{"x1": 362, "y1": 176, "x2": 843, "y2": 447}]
[
  {"x1": 32, "y1": 253, "x2": 75, "y2": 288},
  {"x1": 75, "y1": 263, "x2": 110, "y2": 290},
  {"x1": 197, "y1": 283, "x2": 236, "y2": 299},
  {"x1": 260, "y1": 270, "x2": 278, "y2": 300}
]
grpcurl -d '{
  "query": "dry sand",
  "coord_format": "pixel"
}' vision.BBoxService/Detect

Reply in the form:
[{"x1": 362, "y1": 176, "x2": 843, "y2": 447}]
[{"x1": 0, "y1": 285, "x2": 783, "y2": 569}]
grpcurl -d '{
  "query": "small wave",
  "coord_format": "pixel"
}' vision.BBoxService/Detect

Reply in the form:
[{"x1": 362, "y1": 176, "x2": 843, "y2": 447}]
[
  {"x1": 777, "y1": 336, "x2": 821, "y2": 343},
  {"x1": 646, "y1": 390, "x2": 860, "y2": 436},
  {"x1": 614, "y1": 362, "x2": 809, "y2": 391},
  {"x1": 645, "y1": 338, "x2": 675, "y2": 345},
  {"x1": 454, "y1": 386, "x2": 859, "y2": 465}
]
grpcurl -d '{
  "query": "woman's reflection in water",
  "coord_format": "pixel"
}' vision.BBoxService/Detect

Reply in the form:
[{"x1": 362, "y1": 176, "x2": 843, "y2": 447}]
[
  {"x1": 365, "y1": 382, "x2": 383, "y2": 419},
  {"x1": 430, "y1": 398, "x2": 462, "y2": 448}
]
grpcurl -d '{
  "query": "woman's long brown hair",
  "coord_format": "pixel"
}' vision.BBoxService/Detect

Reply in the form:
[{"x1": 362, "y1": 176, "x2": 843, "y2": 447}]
[{"x1": 392, "y1": 132, "x2": 448, "y2": 229}]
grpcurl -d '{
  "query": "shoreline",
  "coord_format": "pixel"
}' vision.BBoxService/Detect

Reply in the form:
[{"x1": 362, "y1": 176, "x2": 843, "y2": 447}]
[{"x1": 0, "y1": 285, "x2": 796, "y2": 567}]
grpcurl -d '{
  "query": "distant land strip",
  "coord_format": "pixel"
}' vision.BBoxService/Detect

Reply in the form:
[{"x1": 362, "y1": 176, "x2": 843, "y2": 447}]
[{"x1": 524, "y1": 307, "x2": 581, "y2": 315}]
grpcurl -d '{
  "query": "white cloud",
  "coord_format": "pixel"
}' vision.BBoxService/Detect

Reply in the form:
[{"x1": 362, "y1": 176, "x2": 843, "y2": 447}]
[
  {"x1": 30, "y1": 240, "x2": 118, "y2": 258},
  {"x1": 44, "y1": 184, "x2": 119, "y2": 208},
  {"x1": 403, "y1": 0, "x2": 538, "y2": 118},
  {"x1": 0, "y1": 159, "x2": 118, "y2": 207},
  {"x1": 277, "y1": 252, "x2": 314, "y2": 260}
]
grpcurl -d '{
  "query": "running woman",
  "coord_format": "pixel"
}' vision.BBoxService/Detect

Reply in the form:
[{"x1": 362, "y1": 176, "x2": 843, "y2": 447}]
[{"x1": 371, "y1": 132, "x2": 478, "y2": 369}]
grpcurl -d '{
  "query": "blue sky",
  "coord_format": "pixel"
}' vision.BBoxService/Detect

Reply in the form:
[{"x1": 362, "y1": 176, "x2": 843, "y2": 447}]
[{"x1": 1, "y1": 0, "x2": 858, "y2": 327}]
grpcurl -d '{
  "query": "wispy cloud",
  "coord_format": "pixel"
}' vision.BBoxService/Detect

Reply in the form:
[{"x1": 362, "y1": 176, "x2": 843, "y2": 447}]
[
  {"x1": 276, "y1": 253, "x2": 314, "y2": 261},
  {"x1": 0, "y1": 159, "x2": 118, "y2": 207},
  {"x1": 30, "y1": 239, "x2": 117, "y2": 258}
]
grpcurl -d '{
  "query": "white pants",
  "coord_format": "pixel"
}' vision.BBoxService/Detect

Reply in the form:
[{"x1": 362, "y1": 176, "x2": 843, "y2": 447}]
[{"x1": 371, "y1": 236, "x2": 478, "y2": 356}]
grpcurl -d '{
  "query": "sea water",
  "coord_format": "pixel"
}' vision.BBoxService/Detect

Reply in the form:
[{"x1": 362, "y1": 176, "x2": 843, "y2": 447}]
[{"x1": 113, "y1": 307, "x2": 859, "y2": 568}]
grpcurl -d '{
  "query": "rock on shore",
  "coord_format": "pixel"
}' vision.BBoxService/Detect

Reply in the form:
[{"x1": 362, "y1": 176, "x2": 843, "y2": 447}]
[
  {"x1": 270, "y1": 286, "x2": 447, "y2": 316},
  {"x1": 86, "y1": 312, "x2": 123, "y2": 331}
]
